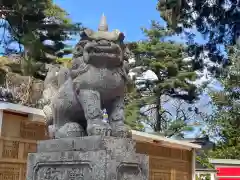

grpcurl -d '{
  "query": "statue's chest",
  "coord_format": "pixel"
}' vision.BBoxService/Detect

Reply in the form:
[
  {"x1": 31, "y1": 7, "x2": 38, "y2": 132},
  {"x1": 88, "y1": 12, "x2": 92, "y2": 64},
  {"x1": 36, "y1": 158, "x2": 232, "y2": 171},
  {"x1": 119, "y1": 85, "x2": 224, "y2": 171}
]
[
  {"x1": 75, "y1": 68, "x2": 124, "y2": 90},
  {"x1": 92, "y1": 68, "x2": 121, "y2": 80}
]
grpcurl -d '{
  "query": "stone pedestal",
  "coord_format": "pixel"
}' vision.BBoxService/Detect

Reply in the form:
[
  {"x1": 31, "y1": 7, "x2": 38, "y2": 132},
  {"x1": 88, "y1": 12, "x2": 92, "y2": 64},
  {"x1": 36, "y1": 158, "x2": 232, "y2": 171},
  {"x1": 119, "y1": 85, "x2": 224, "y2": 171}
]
[{"x1": 26, "y1": 136, "x2": 149, "y2": 180}]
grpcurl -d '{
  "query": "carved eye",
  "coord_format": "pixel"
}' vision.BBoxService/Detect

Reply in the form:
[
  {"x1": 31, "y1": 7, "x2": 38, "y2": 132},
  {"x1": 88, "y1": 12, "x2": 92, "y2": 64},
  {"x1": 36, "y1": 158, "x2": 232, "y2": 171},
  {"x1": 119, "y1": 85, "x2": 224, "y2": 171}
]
[{"x1": 76, "y1": 46, "x2": 82, "y2": 51}]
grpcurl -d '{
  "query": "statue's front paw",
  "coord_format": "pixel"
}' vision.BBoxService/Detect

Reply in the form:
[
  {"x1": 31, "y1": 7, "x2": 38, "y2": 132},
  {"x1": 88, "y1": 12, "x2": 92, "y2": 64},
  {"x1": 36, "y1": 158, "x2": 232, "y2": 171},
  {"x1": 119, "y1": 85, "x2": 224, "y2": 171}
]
[
  {"x1": 87, "y1": 123, "x2": 112, "y2": 136},
  {"x1": 55, "y1": 122, "x2": 86, "y2": 138},
  {"x1": 111, "y1": 125, "x2": 132, "y2": 138}
]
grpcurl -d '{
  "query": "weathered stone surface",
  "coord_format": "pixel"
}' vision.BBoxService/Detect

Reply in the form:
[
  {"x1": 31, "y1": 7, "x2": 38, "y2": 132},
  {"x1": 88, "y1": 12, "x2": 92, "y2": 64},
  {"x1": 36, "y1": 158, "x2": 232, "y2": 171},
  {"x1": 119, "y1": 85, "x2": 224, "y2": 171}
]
[
  {"x1": 41, "y1": 14, "x2": 131, "y2": 139},
  {"x1": 106, "y1": 158, "x2": 149, "y2": 180},
  {"x1": 27, "y1": 136, "x2": 149, "y2": 180},
  {"x1": 37, "y1": 136, "x2": 136, "y2": 154},
  {"x1": 26, "y1": 150, "x2": 106, "y2": 180},
  {"x1": 27, "y1": 15, "x2": 149, "y2": 180}
]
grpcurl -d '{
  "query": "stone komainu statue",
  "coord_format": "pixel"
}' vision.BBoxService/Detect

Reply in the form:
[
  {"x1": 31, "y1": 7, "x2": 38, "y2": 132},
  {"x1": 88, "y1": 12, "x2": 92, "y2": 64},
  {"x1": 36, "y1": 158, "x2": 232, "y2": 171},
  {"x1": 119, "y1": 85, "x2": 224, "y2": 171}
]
[{"x1": 42, "y1": 15, "x2": 131, "y2": 138}]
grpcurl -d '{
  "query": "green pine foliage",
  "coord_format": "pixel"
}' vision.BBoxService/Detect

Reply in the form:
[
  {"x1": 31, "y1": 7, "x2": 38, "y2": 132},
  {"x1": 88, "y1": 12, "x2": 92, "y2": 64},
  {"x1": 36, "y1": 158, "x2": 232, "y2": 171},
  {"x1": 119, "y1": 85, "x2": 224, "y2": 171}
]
[
  {"x1": 0, "y1": 0, "x2": 82, "y2": 63},
  {"x1": 127, "y1": 21, "x2": 200, "y2": 137},
  {"x1": 157, "y1": 0, "x2": 240, "y2": 45},
  {"x1": 207, "y1": 45, "x2": 240, "y2": 159},
  {"x1": 157, "y1": 0, "x2": 231, "y2": 72}
]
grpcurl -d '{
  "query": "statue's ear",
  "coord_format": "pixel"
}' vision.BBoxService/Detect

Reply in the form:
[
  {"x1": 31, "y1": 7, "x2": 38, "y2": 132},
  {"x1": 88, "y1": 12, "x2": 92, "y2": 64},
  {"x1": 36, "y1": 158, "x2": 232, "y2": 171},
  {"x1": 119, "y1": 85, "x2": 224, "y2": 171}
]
[
  {"x1": 80, "y1": 29, "x2": 94, "y2": 39},
  {"x1": 80, "y1": 31, "x2": 87, "y2": 39},
  {"x1": 118, "y1": 32, "x2": 125, "y2": 41},
  {"x1": 80, "y1": 29, "x2": 93, "y2": 39}
]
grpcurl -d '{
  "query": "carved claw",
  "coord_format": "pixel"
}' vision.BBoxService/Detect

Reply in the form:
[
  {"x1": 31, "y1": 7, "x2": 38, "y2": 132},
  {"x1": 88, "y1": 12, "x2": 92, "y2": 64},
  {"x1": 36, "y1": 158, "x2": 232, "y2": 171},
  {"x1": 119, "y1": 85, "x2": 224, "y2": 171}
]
[
  {"x1": 87, "y1": 122, "x2": 112, "y2": 136},
  {"x1": 55, "y1": 122, "x2": 86, "y2": 138},
  {"x1": 111, "y1": 124, "x2": 132, "y2": 138}
]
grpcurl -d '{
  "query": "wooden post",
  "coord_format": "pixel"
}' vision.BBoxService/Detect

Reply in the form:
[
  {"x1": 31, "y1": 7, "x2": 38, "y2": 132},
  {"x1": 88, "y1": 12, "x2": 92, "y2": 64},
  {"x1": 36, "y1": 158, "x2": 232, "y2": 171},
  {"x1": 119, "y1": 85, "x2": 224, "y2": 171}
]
[
  {"x1": 18, "y1": 142, "x2": 25, "y2": 159},
  {"x1": 171, "y1": 169, "x2": 175, "y2": 180},
  {"x1": 210, "y1": 172, "x2": 215, "y2": 180},
  {"x1": 192, "y1": 149, "x2": 196, "y2": 180},
  {"x1": 0, "y1": 110, "x2": 4, "y2": 136},
  {"x1": 0, "y1": 110, "x2": 4, "y2": 159},
  {"x1": 0, "y1": 139, "x2": 3, "y2": 158}
]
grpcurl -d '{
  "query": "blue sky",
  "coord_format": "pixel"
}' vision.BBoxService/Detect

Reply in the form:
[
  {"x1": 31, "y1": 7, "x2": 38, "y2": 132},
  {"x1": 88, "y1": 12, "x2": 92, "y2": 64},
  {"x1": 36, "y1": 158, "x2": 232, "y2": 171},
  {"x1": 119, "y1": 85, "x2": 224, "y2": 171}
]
[
  {"x1": 54, "y1": 0, "x2": 208, "y2": 45},
  {"x1": 1, "y1": 0, "x2": 164, "y2": 53},
  {"x1": 53, "y1": 0, "x2": 213, "y2": 137},
  {"x1": 0, "y1": 0, "x2": 207, "y2": 53},
  {"x1": 0, "y1": 0, "x2": 216, "y2": 137},
  {"x1": 54, "y1": 0, "x2": 162, "y2": 42}
]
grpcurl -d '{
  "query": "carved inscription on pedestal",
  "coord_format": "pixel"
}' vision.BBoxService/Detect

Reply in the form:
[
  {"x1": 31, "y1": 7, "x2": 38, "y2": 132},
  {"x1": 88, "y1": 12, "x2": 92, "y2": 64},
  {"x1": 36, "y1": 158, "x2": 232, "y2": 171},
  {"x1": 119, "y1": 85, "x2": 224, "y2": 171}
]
[
  {"x1": 42, "y1": 167, "x2": 60, "y2": 180},
  {"x1": 34, "y1": 163, "x2": 92, "y2": 180},
  {"x1": 117, "y1": 163, "x2": 143, "y2": 180}
]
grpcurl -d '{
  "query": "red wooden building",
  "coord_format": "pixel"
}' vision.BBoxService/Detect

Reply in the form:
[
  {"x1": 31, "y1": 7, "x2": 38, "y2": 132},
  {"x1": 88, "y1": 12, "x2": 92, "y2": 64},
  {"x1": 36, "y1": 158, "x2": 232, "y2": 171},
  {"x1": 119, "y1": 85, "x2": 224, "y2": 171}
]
[{"x1": 210, "y1": 159, "x2": 240, "y2": 180}]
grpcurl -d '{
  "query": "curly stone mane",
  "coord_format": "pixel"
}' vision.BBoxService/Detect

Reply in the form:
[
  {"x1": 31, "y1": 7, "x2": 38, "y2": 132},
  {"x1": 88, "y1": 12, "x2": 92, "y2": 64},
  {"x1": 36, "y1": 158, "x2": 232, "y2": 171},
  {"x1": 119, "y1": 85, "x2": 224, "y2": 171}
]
[{"x1": 42, "y1": 15, "x2": 132, "y2": 139}]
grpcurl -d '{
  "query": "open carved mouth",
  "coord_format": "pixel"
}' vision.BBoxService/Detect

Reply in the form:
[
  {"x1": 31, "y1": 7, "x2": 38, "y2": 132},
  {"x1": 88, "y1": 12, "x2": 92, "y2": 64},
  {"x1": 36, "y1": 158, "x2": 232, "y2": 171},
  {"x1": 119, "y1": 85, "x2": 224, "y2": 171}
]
[
  {"x1": 83, "y1": 41, "x2": 123, "y2": 63},
  {"x1": 89, "y1": 49, "x2": 120, "y2": 58}
]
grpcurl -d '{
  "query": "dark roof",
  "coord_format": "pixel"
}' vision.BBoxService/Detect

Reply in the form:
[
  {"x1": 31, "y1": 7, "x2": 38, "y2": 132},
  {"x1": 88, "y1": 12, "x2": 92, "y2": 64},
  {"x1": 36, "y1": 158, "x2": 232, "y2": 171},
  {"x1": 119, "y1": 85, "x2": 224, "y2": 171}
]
[{"x1": 183, "y1": 136, "x2": 210, "y2": 143}]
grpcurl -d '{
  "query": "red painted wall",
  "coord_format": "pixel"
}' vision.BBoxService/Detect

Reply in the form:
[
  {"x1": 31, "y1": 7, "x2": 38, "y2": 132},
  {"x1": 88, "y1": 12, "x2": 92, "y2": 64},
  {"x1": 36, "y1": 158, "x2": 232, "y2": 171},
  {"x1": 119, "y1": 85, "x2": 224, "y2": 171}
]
[
  {"x1": 219, "y1": 179, "x2": 240, "y2": 180},
  {"x1": 217, "y1": 167, "x2": 240, "y2": 180}
]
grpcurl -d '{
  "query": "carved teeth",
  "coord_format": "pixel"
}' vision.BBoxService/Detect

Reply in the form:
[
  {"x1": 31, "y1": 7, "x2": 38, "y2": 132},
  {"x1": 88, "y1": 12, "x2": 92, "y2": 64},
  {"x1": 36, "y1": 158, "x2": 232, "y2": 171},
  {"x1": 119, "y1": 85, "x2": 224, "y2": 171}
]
[
  {"x1": 90, "y1": 52, "x2": 118, "y2": 57},
  {"x1": 89, "y1": 52, "x2": 120, "y2": 58}
]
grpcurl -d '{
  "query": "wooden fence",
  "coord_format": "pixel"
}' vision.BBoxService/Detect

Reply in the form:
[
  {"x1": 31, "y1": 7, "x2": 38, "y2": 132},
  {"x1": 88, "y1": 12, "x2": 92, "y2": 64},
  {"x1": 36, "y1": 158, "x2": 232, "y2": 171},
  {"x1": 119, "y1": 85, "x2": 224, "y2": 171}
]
[
  {"x1": 0, "y1": 111, "x2": 193, "y2": 180},
  {"x1": 136, "y1": 141, "x2": 193, "y2": 180},
  {"x1": 0, "y1": 111, "x2": 47, "y2": 180},
  {"x1": 0, "y1": 137, "x2": 37, "y2": 180}
]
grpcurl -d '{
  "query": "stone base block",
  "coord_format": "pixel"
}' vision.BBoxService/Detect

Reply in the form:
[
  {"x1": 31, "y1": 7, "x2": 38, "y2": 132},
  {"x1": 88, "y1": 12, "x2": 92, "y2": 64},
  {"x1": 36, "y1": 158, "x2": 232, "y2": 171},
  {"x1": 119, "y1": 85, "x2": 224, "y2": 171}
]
[{"x1": 26, "y1": 136, "x2": 149, "y2": 180}]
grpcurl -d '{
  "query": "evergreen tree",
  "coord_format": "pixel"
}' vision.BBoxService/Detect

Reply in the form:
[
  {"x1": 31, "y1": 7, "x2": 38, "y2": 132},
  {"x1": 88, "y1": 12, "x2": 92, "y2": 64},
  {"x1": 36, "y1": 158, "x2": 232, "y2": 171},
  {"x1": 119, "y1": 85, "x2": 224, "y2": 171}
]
[
  {"x1": 0, "y1": 0, "x2": 82, "y2": 66},
  {"x1": 158, "y1": 0, "x2": 240, "y2": 45},
  {"x1": 207, "y1": 45, "x2": 240, "y2": 159},
  {"x1": 124, "y1": 87, "x2": 145, "y2": 131},
  {"x1": 127, "y1": 21, "x2": 201, "y2": 137},
  {"x1": 157, "y1": 0, "x2": 231, "y2": 72}
]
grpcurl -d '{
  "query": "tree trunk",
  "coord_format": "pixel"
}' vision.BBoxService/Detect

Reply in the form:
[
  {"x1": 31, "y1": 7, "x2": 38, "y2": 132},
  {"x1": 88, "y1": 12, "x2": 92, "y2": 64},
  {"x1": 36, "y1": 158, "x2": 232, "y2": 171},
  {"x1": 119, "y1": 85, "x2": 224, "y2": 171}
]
[
  {"x1": 155, "y1": 66, "x2": 162, "y2": 132},
  {"x1": 155, "y1": 95, "x2": 161, "y2": 132}
]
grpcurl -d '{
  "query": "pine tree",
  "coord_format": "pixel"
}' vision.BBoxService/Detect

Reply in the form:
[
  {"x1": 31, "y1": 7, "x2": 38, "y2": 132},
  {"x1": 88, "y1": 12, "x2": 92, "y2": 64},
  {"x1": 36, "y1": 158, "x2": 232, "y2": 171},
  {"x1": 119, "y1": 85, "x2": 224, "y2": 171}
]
[
  {"x1": 157, "y1": 0, "x2": 231, "y2": 71},
  {"x1": 207, "y1": 45, "x2": 240, "y2": 159},
  {"x1": 0, "y1": 0, "x2": 82, "y2": 66},
  {"x1": 127, "y1": 21, "x2": 200, "y2": 137},
  {"x1": 157, "y1": 0, "x2": 240, "y2": 45},
  {"x1": 124, "y1": 87, "x2": 145, "y2": 131}
]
